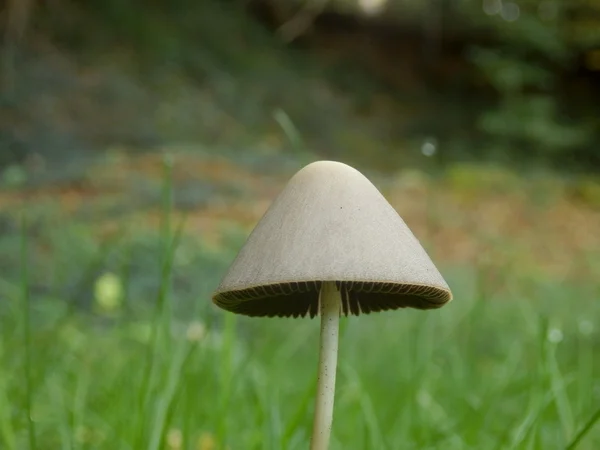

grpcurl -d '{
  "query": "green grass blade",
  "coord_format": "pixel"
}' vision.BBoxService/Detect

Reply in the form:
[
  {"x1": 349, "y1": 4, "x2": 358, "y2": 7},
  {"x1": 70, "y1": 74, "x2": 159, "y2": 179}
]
[
  {"x1": 216, "y1": 311, "x2": 237, "y2": 444},
  {"x1": 566, "y1": 408, "x2": 600, "y2": 450},
  {"x1": 280, "y1": 374, "x2": 316, "y2": 448},
  {"x1": 135, "y1": 154, "x2": 180, "y2": 446},
  {"x1": 339, "y1": 363, "x2": 385, "y2": 450},
  {"x1": 20, "y1": 214, "x2": 36, "y2": 449},
  {"x1": 147, "y1": 341, "x2": 192, "y2": 450},
  {"x1": 0, "y1": 374, "x2": 17, "y2": 449},
  {"x1": 546, "y1": 333, "x2": 575, "y2": 440}
]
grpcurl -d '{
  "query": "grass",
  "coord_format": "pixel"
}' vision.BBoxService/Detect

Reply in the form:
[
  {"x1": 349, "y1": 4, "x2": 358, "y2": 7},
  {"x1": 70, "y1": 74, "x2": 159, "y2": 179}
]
[{"x1": 1, "y1": 156, "x2": 599, "y2": 450}]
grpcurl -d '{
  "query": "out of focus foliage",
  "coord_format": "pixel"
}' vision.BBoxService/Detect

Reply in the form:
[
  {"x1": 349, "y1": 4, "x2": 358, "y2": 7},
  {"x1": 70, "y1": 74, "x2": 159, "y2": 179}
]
[
  {"x1": 271, "y1": 0, "x2": 600, "y2": 168},
  {"x1": 1, "y1": 0, "x2": 599, "y2": 171},
  {"x1": 458, "y1": 0, "x2": 600, "y2": 167}
]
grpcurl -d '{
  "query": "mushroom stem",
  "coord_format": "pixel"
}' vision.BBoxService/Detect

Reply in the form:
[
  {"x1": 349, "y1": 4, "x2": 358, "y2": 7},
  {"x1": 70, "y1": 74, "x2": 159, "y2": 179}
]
[{"x1": 310, "y1": 281, "x2": 341, "y2": 450}]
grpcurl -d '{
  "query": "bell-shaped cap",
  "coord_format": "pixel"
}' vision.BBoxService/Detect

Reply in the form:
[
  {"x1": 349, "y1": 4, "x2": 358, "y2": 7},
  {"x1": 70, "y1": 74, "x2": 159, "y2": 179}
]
[{"x1": 212, "y1": 161, "x2": 452, "y2": 318}]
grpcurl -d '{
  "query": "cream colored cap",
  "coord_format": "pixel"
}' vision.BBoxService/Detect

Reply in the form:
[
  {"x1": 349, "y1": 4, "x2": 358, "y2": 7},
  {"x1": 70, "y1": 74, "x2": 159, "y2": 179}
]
[{"x1": 212, "y1": 161, "x2": 452, "y2": 317}]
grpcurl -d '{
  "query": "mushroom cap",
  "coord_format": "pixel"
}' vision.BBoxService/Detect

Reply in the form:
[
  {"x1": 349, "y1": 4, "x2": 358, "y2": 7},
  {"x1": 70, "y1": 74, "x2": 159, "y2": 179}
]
[{"x1": 212, "y1": 161, "x2": 452, "y2": 318}]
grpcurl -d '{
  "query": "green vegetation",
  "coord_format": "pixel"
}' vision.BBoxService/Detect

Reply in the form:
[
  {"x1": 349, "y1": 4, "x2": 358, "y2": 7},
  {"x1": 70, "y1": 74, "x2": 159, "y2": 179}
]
[
  {"x1": 2, "y1": 0, "x2": 600, "y2": 174},
  {"x1": 1, "y1": 154, "x2": 599, "y2": 449},
  {"x1": 1, "y1": 1, "x2": 600, "y2": 448}
]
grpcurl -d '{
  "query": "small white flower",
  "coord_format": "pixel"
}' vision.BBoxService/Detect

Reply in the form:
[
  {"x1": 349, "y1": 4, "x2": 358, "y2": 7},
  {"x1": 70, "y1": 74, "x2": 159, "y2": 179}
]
[
  {"x1": 166, "y1": 428, "x2": 182, "y2": 449},
  {"x1": 547, "y1": 327, "x2": 563, "y2": 344},
  {"x1": 186, "y1": 320, "x2": 207, "y2": 342}
]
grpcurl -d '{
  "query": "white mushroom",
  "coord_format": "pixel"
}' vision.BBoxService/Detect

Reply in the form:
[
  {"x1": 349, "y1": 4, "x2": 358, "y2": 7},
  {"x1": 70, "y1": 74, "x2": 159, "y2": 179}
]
[{"x1": 213, "y1": 160, "x2": 452, "y2": 450}]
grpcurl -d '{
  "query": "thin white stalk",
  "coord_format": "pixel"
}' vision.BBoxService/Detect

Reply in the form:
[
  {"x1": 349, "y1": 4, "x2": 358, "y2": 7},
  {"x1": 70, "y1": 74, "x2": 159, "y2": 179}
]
[{"x1": 310, "y1": 281, "x2": 341, "y2": 450}]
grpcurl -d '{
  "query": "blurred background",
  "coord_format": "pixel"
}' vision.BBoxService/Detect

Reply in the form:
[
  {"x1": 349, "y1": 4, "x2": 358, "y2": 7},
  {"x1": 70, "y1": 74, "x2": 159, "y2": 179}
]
[{"x1": 0, "y1": 1, "x2": 599, "y2": 449}]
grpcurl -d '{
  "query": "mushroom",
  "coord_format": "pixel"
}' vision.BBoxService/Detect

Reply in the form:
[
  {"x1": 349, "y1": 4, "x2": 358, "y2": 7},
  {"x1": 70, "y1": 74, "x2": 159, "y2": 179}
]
[{"x1": 212, "y1": 160, "x2": 452, "y2": 450}]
